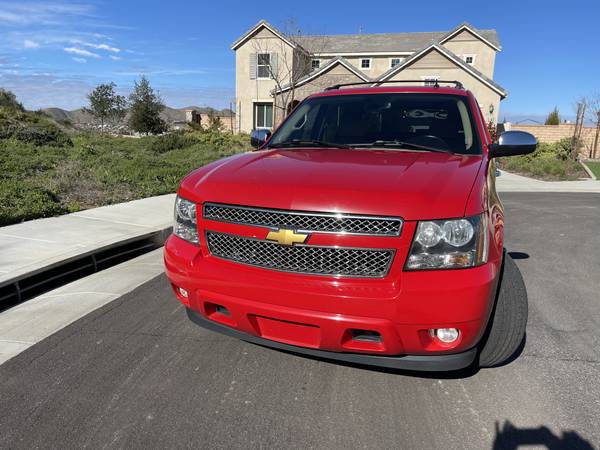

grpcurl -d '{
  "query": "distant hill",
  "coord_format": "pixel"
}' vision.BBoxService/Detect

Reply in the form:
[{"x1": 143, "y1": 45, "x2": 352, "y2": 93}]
[
  {"x1": 41, "y1": 105, "x2": 234, "y2": 126},
  {"x1": 39, "y1": 107, "x2": 73, "y2": 123}
]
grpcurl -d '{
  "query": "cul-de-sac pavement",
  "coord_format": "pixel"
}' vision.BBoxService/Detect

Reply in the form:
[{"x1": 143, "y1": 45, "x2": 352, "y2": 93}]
[{"x1": 1, "y1": 191, "x2": 598, "y2": 449}]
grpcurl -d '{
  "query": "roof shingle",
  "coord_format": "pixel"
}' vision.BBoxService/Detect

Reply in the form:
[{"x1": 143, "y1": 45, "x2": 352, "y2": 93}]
[{"x1": 297, "y1": 28, "x2": 499, "y2": 54}]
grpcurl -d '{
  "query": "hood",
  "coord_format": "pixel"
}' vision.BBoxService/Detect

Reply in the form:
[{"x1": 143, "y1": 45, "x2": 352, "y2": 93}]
[{"x1": 179, "y1": 148, "x2": 483, "y2": 220}]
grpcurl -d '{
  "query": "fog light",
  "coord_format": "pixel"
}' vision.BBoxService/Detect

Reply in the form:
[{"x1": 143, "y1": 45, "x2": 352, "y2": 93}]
[
  {"x1": 178, "y1": 287, "x2": 189, "y2": 298},
  {"x1": 434, "y1": 328, "x2": 460, "y2": 343}
]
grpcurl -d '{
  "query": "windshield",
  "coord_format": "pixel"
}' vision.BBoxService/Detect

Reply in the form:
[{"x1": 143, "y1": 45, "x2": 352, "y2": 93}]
[{"x1": 268, "y1": 93, "x2": 482, "y2": 155}]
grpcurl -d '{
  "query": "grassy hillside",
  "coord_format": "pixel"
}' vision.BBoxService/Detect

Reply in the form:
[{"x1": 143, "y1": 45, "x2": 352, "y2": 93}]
[{"x1": 0, "y1": 129, "x2": 250, "y2": 226}]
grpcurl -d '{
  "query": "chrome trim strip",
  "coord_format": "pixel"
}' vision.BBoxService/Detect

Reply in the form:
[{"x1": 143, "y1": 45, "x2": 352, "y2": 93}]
[
  {"x1": 205, "y1": 231, "x2": 396, "y2": 278},
  {"x1": 202, "y1": 202, "x2": 403, "y2": 236}
]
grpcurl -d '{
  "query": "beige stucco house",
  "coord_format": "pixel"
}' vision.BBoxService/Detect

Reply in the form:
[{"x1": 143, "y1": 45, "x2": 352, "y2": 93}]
[{"x1": 232, "y1": 20, "x2": 507, "y2": 134}]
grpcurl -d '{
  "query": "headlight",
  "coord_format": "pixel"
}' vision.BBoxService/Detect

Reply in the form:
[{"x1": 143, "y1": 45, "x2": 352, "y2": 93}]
[
  {"x1": 405, "y1": 214, "x2": 488, "y2": 270},
  {"x1": 173, "y1": 196, "x2": 199, "y2": 244}
]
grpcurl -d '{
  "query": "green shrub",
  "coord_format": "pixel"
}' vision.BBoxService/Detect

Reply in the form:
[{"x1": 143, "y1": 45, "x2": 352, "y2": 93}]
[
  {"x1": 499, "y1": 140, "x2": 587, "y2": 181},
  {"x1": 0, "y1": 88, "x2": 24, "y2": 111},
  {"x1": 535, "y1": 138, "x2": 572, "y2": 161},
  {"x1": 206, "y1": 112, "x2": 225, "y2": 132},
  {"x1": 149, "y1": 131, "x2": 197, "y2": 153},
  {"x1": 0, "y1": 92, "x2": 73, "y2": 147},
  {"x1": 194, "y1": 130, "x2": 250, "y2": 151},
  {"x1": 0, "y1": 179, "x2": 66, "y2": 226},
  {"x1": 12, "y1": 124, "x2": 73, "y2": 147},
  {"x1": 544, "y1": 107, "x2": 560, "y2": 125},
  {"x1": 187, "y1": 122, "x2": 204, "y2": 132},
  {"x1": 0, "y1": 121, "x2": 73, "y2": 147}
]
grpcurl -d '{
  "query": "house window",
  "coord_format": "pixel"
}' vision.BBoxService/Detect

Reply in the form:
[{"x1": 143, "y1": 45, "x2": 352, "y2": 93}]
[
  {"x1": 257, "y1": 53, "x2": 271, "y2": 79},
  {"x1": 360, "y1": 58, "x2": 371, "y2": 70},
  {"x1": 254, "y1": 102, "x2": 273, "y2": 129},
  {"x1": 421, "y1": 76, "x2": 440, "y2": 87},
  {"x1": 463, "y1": 54, "x2": 475, "y2": 65},
  {"x1": 390, "y1": 58, "x2": 403, "y2": 68},
  {"x1": 311, "y1": 59, "x2": 320, "y2": 70}
]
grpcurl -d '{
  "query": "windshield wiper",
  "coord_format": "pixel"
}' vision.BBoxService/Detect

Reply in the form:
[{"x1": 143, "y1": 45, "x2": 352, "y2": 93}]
[
  {"x1": 268, "y1": 139, "x2": 353, "y2": 150},
  {"x1": 351, "y1": 140, "x2": 454, "y2": 154}
]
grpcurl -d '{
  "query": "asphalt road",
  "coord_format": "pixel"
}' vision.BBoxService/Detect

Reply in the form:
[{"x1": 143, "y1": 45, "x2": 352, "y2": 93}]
[{"x1": 1, "y1": 192, "x2": 599, "y2": 449}]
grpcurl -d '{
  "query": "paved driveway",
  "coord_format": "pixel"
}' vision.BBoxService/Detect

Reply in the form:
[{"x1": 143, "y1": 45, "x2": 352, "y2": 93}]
[{"x1": 0, "y1": 193, "x2": 598, "y2": 449}]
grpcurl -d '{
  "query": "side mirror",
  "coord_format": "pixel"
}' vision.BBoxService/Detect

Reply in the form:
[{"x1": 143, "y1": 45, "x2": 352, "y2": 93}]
[
  {"x1": 488, "y1": 131, "x2": 537, "y2": 158},
  {"x1": 250, "y1": 129, "x2": 272, "y2": 148}
]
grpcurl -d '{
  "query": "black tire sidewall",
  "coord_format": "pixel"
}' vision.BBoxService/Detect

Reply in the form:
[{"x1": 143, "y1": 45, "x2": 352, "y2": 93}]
[{"x1": 478, "y1": 251, "x2": 528, "y2": 368}]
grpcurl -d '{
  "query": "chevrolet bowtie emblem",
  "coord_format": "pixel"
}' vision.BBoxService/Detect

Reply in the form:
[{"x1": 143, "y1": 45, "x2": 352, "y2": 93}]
[{"x1": 266, "y1": 228, "x2": 309, "y2": 246}]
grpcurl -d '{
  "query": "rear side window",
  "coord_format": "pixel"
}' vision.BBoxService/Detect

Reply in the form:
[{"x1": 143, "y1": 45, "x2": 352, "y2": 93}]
[{"x1": 270, "y1": 93, "x2": 482, "y2": 154}]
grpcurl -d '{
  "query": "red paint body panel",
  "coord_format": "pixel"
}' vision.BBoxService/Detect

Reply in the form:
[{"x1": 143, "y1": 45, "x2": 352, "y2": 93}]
[
  {"x1": 178, "y1": 149, "x2": 483, "y2": 221},
  {"x1": 164, "y1": 87, "x2": 506, "y2": 367}
]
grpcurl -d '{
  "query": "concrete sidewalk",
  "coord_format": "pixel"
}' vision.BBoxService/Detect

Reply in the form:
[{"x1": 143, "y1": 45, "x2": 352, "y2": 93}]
[
  {"x1": 0, "y1": 194, "x2": 175, "y2": 287},
  {"x1": 496, "y1": 170, "x2": 600, "y2": 193}
]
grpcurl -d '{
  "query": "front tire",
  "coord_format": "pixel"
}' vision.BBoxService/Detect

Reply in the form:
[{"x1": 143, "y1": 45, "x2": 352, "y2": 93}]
[{"x1": 479, "y1": 253, "x2": 528, "y2": 367}]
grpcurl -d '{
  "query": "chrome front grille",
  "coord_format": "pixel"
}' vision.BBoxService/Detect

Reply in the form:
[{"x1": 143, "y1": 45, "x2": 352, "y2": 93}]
[
  {"x1": 203, "y1": 203, "x2": 402, "y2": 236},
  {"x1": 206, "y1": 232, "x2": 394, "y2": 278}
]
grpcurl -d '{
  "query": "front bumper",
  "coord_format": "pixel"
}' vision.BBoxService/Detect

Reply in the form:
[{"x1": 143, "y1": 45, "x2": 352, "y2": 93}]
[
  {"x1": 164, "y1": 234, "x2": 500, "y2": 370},
  {"x1": 186, "y1": 307, "x2": 478, "y2": 371}
]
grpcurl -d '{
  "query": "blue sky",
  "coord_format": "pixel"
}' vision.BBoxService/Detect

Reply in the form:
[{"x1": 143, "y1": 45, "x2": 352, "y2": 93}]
[{"x1": 0, "y1": 0, "x2": 598, "y2": 121}]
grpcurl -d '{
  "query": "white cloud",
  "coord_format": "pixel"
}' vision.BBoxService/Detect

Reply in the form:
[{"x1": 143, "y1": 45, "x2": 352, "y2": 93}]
[
  {"x1": 0, "y1": 2, "x2": 94, "y2": 26},
  {"x1": 109, "y1": 55, "x2": 121, "y2": 61},
  {"x1": 23, "y1": 39, "x2": 39, "y2": 48},
  {"x1": 0, "y1": 10, "x2": 26, "y2": 24},
  {"x1": 64, "y1": 47, "x2": 100, "y2": 58},
  {"x1": 72, "y1": 57, "x2": 86, "y2": 63},
  {"x1": 72, "y1": 40, "x2": 121, "y2": 53},
  {"x1": 86, "y1": 43, "x2": 120, "y2": 53},
  {"x1": 115, "y1": 68, "x2": 209, "y2": 76}
]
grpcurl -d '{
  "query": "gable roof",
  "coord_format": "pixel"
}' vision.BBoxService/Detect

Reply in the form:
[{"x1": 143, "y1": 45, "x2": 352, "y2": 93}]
[
  {"x1": 297, "y1": 26, "x2": 499, "y2": 55},
  {"x1": 275, "y1": 57, "x2": 372, "y2": 94},
  {"x1": 232, "y1": 20, "x2": 501, "y2": 55},
  {"x1": 438, "y1": 22, "x2": 502, "y2": 52},
  {"x1": 376, "y1": 43, "x2": 507, "y2": 98},
  {"x1": 231, "y1": 20, "x2": 299, "y2": 51}
]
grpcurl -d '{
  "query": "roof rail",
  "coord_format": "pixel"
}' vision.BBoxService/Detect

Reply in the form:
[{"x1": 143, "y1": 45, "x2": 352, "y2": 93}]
[{"x1": 324, "y1": 80, "x2": 465, "y2": 91}]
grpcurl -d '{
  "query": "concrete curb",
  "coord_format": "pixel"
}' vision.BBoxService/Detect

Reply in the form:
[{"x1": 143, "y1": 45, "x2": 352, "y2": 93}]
[
  {"x1": 0, "y1": 227, "x2": 171, "y2": 309},
  {"x1": 496, "y1": 170, "x2": 600, "y2": 193},
  {"x1": 0, "y1": 194, "x2": 175, "y2": 308},
  {"x1": 0, "y1": 248, "x2": 166, "y2": 365},
  {"x1": 0, "y1": 227, "x2": 170, "y2": 287}
]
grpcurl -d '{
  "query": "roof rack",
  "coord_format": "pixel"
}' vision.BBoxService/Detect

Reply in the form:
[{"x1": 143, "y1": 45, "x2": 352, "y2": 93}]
[{"x1": 324, "y1": 80, "x2": 464, "y2": 91}]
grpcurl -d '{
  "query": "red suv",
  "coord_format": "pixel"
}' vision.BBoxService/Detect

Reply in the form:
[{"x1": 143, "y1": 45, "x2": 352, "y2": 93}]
[{"x1": 164, "y1": 82, "x2": 536, "y2": 371}]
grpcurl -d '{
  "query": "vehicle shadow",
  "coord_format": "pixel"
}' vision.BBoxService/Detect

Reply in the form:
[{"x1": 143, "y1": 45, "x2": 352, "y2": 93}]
[
  {"x1": 508, "y1": 251, "x2": 530, "y2": 260},
  {"x1": 492, "y1": 420, "x2": 595, "y2": 450}
]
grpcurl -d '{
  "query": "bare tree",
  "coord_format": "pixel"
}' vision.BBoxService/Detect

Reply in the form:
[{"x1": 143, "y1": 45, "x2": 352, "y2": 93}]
[
  {"x1": 571, "y1": 97, "x2": 587, "y2": 159},
  {"x1": 250, "y1": 20, "x2": 329, "y2": 127},
  {"x1": 587, "y1": 94, "x2": 600, "y2": 159}
]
